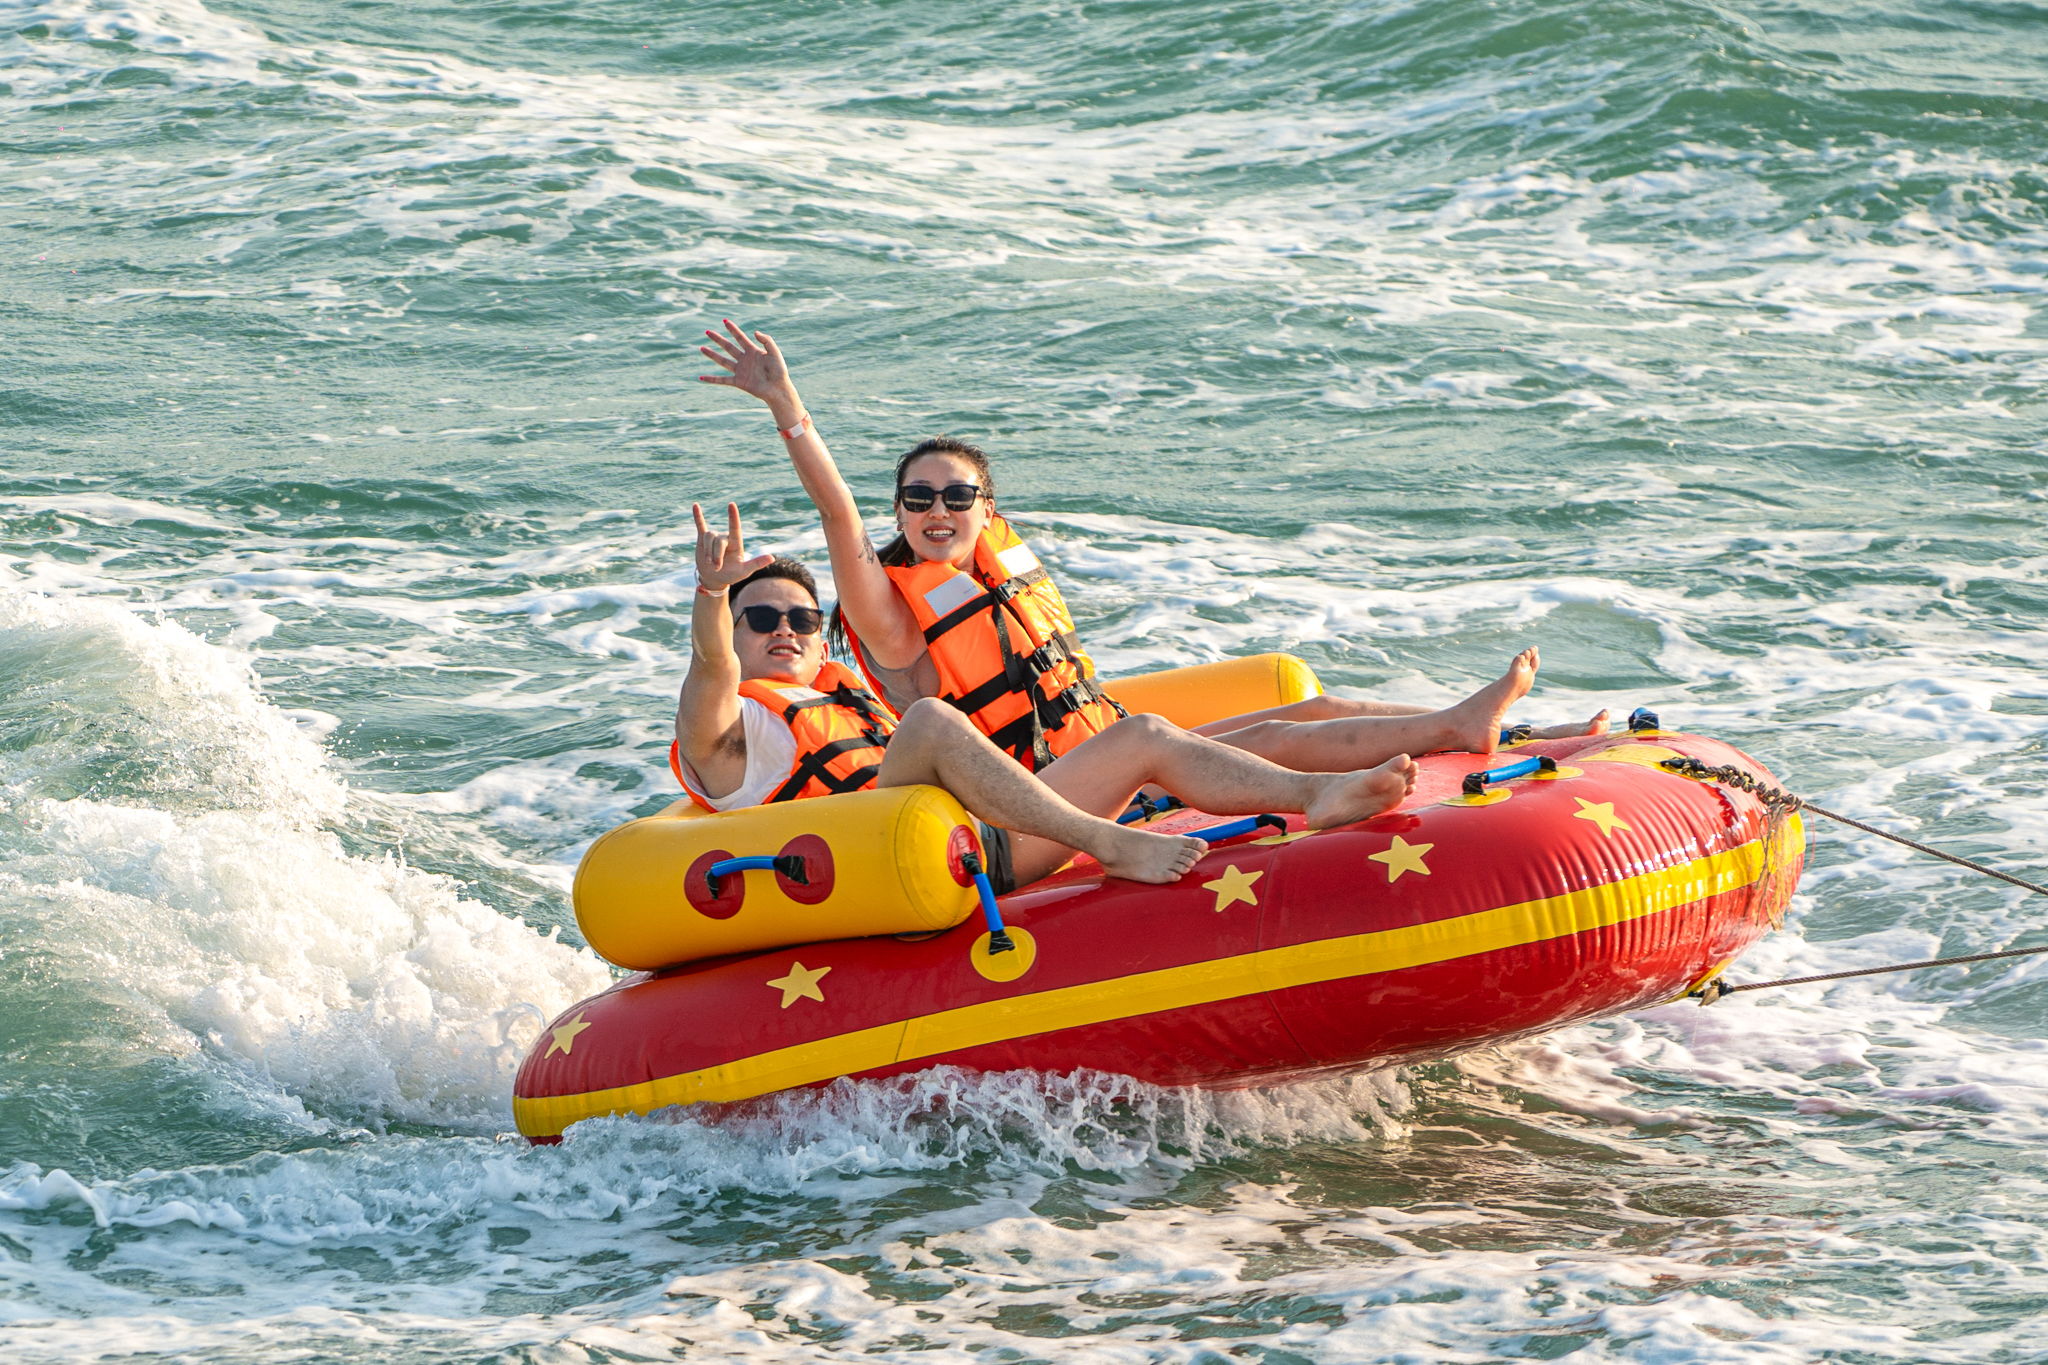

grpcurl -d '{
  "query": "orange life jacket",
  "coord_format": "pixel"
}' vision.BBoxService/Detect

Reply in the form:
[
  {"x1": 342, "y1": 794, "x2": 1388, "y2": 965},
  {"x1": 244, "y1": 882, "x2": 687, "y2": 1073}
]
[
  {"x1": 670, "y1": 660, "x2": 898, "y2": 811},
  {"x1": 852, "y1": 515, "x2": 1124, "y2": 771}
]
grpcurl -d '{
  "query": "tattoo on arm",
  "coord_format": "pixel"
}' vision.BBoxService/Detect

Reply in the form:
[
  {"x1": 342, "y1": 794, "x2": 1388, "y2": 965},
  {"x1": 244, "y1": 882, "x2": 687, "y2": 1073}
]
[{"x1": 860, "y1": 537, "x2": 878, "y2": 564}]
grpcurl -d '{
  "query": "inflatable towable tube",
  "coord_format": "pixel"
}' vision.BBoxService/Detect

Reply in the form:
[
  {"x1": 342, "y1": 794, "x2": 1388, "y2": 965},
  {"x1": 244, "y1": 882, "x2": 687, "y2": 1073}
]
[{"x1": 518, "y1": 658, "x2": 1806, "y2": 1143}]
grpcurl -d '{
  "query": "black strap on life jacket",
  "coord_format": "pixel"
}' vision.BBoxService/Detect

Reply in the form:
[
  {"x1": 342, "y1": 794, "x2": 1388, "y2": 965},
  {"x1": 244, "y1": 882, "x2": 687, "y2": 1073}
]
[
  {"x1": 993, "y1": 605, "x2": 1057, "y2": 770},
  {"x1": 766, "y1": 740, "x2": 884, "y2": 804},
  {"x1": 924, "y1": 589, "x2": 998, "y2": 645},
  {"x1": 987, "y1": 566, "x2": 1049, "y2": 603},
  {"x1": 764, "y1": 684, "x2": 894, "y2": 804},
  {"x1": 972, "y1": 603, "x2": 1129, "y2": 770},
  {"x1": 921, "y1": 568, "x2": 1128, "y2": 769},
  {"x1": 774, "y1": 683, "x2": 895, "y2": 741}
]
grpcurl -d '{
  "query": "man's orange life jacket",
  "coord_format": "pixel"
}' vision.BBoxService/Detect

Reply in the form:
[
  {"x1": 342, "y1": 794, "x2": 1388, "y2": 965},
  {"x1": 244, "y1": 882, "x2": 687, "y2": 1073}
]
[
  {"x1": 853, "y1": 515, "x2": 1124, "y2": 772},
  {"x1": 670, "y1": 660, "x2": 898, "y2": 810}
]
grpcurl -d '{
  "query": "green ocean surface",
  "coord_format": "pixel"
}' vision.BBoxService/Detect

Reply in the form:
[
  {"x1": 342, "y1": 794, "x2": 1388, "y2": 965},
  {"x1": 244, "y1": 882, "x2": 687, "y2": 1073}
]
[{"x1": 3, "y1": 0, "x2": 2046, "y2": 1359}]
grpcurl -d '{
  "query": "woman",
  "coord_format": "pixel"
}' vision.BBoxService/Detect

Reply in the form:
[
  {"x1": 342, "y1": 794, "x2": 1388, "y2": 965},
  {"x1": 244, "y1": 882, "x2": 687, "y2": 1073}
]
[{"x1": 698, "y1": 321, "x2": 1597, "y2": 777}]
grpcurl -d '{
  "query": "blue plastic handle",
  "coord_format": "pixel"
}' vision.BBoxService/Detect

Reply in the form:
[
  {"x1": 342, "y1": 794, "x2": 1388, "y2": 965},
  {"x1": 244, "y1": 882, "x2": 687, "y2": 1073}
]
[
  {"x1": 1117, "y1": 794, "x2": 1185, "y2": 825},
  {"x1": 1478, "y1": 756, "x2": 1544, "y2": 785},
  {"x1": 707, "y1": 855, "x2": 779, "y2": 881},
  {"x1": 705, "y1": 854, "x2": 808, "y2": 897},
  {"x1": 1462, "y1": 754, "x2": 1557, "y2": 795},
  {"x1": 958, "y1": 851, "x2": 1014, "y2": 955},
  {"x1": 1193, "y1": 814, "x2": 1286, "y2": 844},
  {"x1": 972, "y1": 871, "x2": 1004, "y2": 935}
]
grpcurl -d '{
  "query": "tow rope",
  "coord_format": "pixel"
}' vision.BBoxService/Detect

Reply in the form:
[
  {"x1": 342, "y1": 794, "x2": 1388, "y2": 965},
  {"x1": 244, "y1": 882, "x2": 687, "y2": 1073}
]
[{"x1": 1658, "y1": 756, "x2": 2048, "y2": 1004}]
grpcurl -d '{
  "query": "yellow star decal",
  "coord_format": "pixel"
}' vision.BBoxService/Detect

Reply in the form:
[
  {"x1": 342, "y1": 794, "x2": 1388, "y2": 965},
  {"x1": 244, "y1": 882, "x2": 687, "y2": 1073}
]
[
  {"x1": 1573, "y1": 797, "x2": 1631, "y2": 837},
  {"x1": 545, "y1": 1012, "x2": 592, "y2": 1058},
  {"x1": 1368, "y1": 835, "x2": 1434, "y2": 883},
  {"x1": 1202, "y1": 864, "x2": 1263, "y2": 913},
  {"x1": 766, "y1": 960, "x2": 832, "y2": 1009}
]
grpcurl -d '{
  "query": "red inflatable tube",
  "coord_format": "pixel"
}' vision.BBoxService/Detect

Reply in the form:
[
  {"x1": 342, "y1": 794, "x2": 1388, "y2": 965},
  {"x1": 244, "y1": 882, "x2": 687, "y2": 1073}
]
[{"x1": 514, "y1": 730, "x2": 1804, "y2": 1142}]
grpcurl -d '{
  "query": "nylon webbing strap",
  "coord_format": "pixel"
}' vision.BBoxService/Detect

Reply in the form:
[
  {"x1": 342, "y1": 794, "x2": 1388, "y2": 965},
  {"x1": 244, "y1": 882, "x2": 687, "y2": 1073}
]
[
  {"x1": 988, "y1": 567, "x2": 1048, "y2": 604},
  {"x1": 993, "y1": 605, "x2": 1055, "y2": 770},
  {"x1": 768, "y1": 736, "x2": 885, "y2": 803}
]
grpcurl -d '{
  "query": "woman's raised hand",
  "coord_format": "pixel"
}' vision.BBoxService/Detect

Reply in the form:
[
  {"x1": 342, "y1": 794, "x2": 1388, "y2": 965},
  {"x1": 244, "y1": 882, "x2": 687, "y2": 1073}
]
[
  {"x1": 699, "y1": 319, "x2": 798, "y2": 413},
  {"x1": 693, "y1": 502, "x2": 774, "y2": 592}
]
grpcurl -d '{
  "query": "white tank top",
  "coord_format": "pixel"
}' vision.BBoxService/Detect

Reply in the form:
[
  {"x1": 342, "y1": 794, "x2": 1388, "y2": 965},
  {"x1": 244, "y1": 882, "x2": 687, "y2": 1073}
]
[{"x1": 675, "y1": 698, "x2": 800, "y2": 811}]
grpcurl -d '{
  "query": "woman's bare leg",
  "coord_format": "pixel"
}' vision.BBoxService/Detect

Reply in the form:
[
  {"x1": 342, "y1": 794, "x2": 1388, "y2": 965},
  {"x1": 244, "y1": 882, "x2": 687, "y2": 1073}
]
[
  {"x1": 1205, "y1": 647, "x2": 1539, "y2": 770},
  {"x1": 1193, "y1": 696, "x2": 1429, "y2": 734},
  {"x1": 1193, "y1": 649, "x2": 1606, "y2": 753},
  {"x1": 875, "y1": 700, "x2": 1206, "y2": 885},
  {"x1": 1521, "y1": 711, "x2": 1610, "y2": 740}
]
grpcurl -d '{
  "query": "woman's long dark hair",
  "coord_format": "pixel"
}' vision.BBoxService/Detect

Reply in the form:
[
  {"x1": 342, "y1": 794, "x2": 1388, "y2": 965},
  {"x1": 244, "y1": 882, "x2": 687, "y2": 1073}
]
[{"x1": 828, "y1": 436, "x2": 996, "y2": 659}]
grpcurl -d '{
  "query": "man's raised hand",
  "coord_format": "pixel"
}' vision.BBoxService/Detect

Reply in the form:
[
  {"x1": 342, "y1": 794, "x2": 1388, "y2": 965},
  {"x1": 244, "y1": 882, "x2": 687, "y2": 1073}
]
[{"x1": 693, "y1": 502, "x2": 773, "y2": 592}]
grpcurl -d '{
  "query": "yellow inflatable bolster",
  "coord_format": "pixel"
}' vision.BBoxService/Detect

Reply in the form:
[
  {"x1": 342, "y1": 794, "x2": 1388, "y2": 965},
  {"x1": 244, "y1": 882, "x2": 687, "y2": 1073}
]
[
  {"x1": 1105, "y1": 653, "x2": 1322, "y2": 730},
  {"x1": 574, "y1": 784, "x2": 981, "y2": 971},
  {"x1": 589, "y1": 655, "x2": 1324, "y2": 970}
]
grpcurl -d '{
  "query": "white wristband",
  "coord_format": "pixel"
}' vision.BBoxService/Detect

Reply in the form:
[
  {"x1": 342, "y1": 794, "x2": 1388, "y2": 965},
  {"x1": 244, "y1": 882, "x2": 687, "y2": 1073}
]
[{"x1": 778, "y1": 413, "x2": 812, "y2": 441}]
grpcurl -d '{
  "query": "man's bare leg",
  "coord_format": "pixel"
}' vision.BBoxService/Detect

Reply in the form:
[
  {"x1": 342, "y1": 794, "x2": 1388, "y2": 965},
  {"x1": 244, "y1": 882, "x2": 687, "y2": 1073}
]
[{"x1": 875, "y1": 700, "x2": 1207, "y2": 885}]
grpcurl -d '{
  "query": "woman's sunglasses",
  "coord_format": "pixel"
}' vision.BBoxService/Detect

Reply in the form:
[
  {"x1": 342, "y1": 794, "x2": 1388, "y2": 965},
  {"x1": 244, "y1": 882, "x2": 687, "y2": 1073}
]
[
  {"x1": 896, "y1": 482, "x2": 985, "y2": 513},
  {"x1": 737, "y1": 605, "x2": 824, "y2": 635}
]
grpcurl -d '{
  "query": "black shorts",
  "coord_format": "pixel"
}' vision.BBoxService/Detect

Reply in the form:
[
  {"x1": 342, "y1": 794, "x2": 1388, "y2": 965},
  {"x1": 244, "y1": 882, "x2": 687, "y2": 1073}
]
[{"x1": 975, "y1": 821, "x2": 1017, "y2": 895}]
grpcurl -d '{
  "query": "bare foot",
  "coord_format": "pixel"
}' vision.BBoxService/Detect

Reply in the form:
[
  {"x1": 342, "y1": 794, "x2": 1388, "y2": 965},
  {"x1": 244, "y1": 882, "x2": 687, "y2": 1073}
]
[
  {"x1": 1522, "y1": 709, "x2": 1609, "y2": 741},
  {"x1": 1096, "y1": 827, "x2": 1208, "y2": 884},
  {"x1": 1304, "y1": 754, "x2": 1419, "y2": 829},
  {"x1": 1439, "y1": 647, "x2": 1539, "y2": 754}
]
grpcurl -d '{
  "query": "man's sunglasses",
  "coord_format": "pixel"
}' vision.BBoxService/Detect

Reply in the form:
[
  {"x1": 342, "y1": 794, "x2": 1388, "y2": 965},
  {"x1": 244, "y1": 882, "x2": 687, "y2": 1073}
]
[
  {"x1": 737, "y1": 605, "x2": 824, "y2": 635},
  {"x1": 896, "y1": 482, "x2": 985, "y2": 513}
]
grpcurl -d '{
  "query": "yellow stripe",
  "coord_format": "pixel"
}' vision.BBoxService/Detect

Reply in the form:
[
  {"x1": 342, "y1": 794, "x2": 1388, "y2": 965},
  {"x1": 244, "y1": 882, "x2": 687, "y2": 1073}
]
[{"x1": 517, "y1": 825, "x2": 1799, "y2": 1136}]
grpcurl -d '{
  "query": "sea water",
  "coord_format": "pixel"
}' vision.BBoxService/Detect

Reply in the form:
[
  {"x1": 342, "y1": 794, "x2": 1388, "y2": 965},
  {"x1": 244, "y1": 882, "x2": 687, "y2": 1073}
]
[{"x1": 3, "y1": 0, "x2": 2045, "y2": 1358}]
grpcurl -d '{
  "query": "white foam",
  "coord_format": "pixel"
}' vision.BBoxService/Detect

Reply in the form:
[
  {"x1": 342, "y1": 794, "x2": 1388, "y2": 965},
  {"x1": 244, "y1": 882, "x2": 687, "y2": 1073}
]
[
  {"x1": 0, "y1": 591, "x2": 613, "y2": 1131},
  {"x1": 0, "y1": 493, "x2": 233, "y2": 531}
]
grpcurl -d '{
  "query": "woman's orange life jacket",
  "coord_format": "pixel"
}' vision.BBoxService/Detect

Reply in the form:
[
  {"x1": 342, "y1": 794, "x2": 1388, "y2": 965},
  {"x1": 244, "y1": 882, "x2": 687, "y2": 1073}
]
[
  {"x1": 669, "y1": 660, "x2": 898, "y2": 811},
  {"x1": 852, "y1": 515, "x2": 1125, "y2": 772}
]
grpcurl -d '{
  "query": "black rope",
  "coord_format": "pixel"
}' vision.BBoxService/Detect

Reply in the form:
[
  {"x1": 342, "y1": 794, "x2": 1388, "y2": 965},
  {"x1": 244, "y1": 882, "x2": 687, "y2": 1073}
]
[
  {"x1": 1657, "y1": 756, "x2": 2048, "y2": 1001},
  {"x1": 1659, "y1": 756, "x2": 2048, "y2": 898},
  {"x1": 1699, "y1": 942, "x2": 2048, "y2": 1000}
]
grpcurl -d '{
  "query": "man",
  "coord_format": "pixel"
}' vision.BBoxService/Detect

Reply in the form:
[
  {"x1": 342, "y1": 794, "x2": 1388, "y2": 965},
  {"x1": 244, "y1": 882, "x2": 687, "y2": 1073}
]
[{"x1": 674, "y1": 503, "x2": 1419, "y2": 891}]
